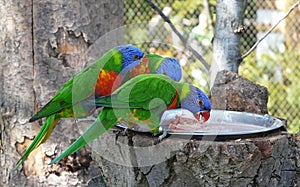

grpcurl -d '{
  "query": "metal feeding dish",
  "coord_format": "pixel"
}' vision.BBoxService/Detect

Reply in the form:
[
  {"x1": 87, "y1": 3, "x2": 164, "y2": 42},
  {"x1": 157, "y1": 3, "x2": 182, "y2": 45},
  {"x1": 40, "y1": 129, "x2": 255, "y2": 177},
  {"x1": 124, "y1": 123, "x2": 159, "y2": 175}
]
[{"x1": 116, "y1": 109, "x2": 285, "y2": 137}]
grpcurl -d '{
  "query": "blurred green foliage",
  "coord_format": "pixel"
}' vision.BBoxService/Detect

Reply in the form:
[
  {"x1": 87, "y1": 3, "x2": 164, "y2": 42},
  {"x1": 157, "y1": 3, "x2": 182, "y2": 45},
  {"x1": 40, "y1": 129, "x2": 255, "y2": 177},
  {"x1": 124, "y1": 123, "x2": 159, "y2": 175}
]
[
  {"x1": 240, "y1": 49, "x2": 300, "y2": 133},
  {"x1": 124, "y1": 0, "x2": 299, "y2": 133}
]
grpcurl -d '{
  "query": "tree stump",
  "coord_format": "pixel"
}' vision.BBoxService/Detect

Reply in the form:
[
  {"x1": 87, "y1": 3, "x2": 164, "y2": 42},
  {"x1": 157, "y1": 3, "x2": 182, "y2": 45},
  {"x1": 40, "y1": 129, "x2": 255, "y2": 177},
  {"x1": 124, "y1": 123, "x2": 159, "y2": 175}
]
[{"x1": 89, "y1": 127, "x2": 300, "y2": 187}]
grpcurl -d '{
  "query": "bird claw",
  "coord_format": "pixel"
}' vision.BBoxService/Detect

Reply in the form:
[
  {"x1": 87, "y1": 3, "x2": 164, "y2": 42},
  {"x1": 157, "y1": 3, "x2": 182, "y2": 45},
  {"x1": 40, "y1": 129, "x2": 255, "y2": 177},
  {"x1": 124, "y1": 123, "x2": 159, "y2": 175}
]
[
  {"x1": 154, "y1": 129, "x2": 168, "y2": 145},
  {"x1": 122, "y1": 127, "x2": 129, "y2": 136}
]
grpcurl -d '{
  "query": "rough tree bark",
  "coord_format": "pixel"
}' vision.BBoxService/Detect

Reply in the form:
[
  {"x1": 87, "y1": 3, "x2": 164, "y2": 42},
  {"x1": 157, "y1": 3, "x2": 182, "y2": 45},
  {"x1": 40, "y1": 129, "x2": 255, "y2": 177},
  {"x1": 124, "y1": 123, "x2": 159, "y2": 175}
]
[
  {"x1": 0, "y1": 0, "x2": 123, "y2": 186},
  {"x1": 89, "y1": 128, "x2": 300, "y2": 187},
  {"x1": 210, "y1": 0, "x2": 245, "y2": 88}
]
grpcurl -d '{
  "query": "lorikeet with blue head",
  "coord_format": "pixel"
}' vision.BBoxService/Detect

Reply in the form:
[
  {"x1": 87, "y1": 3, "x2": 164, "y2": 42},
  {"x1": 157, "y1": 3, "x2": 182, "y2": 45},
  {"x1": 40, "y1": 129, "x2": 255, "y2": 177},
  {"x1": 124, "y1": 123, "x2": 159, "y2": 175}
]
[
  {"x1": 16, "y1": 45, "x2": 144, "y2": 168},
  {"x1": 49, "y1": 74, "x2": 211, "y2": 164},
  {"x1": 17, "y1": 50, "x2": 183, "y2": 167}
]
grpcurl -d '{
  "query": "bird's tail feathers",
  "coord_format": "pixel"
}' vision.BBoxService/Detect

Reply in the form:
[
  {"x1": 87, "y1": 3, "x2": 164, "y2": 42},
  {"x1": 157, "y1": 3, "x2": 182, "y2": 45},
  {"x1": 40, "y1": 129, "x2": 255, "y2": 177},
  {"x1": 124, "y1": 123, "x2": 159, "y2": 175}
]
[
  {"x1": 49, "y1": 111, "x2": 117, "y2": 165},
  {"x1": 16, "y1": 115, "x2": 57, "y2": 168}
]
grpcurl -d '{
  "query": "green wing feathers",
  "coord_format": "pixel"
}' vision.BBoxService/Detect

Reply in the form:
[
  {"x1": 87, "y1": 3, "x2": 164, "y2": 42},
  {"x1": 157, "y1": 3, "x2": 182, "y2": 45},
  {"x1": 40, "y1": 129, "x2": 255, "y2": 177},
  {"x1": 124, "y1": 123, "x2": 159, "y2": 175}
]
[
  {"x1": 29, "y1": 79, "x2": 74, "y2": 122},
  {"x1": 29, "y1": 48, "x2": 121, "y2": 122}
]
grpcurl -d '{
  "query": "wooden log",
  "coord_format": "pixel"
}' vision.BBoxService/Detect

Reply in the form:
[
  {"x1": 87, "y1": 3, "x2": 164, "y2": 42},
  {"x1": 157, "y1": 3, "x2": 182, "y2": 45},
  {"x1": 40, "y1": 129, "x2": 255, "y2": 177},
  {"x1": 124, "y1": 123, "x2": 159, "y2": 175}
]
[{"x1": 89, "y1": 127, "x2": 300, "y2": 187}]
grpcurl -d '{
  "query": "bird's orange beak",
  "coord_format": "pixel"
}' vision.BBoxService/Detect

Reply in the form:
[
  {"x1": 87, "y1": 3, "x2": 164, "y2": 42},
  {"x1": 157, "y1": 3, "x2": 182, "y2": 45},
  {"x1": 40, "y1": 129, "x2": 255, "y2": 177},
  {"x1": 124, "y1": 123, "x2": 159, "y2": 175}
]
[{"x1": 194, "y1": 111, "x2": 210, "y2": 123}]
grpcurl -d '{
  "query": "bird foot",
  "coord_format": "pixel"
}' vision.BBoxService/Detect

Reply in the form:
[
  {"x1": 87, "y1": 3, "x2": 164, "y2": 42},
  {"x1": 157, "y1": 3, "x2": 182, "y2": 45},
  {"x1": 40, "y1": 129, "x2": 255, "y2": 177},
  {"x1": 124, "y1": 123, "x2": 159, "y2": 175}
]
[
  {"x1": 154, "y1": 129, "x2": 168, "y2": 145},
  {"x1": 121, "y1": 127, "x2": 129, "y2": 136}
]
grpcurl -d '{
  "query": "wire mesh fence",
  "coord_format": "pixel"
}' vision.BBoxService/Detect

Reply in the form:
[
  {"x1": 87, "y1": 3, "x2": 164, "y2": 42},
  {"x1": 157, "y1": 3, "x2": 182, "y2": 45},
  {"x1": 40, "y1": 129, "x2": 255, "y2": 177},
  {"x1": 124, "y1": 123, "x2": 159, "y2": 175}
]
[
  {"x1": 124, "y1": 0, "x2": 300, "y2": 133},
  {"x1": 239, "y1": 0, "x2": 300, "y2": 133}
]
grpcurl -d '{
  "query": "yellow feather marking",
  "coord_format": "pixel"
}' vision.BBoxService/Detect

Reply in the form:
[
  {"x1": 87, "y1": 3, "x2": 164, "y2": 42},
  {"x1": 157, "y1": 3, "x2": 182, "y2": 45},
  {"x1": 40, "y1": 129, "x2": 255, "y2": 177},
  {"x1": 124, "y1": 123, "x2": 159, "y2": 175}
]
[
  {"x1": 153, "y1": 59, "x2": 163, "y2": 71},
  {"x1": 112, "y1": 50, "x2": 122, "y2": 66},
  {"x1": 132, "y1": 109, "x2": 137, "y2": 115},
  {"x1": 180, "y1": 83, "x2": 190, "y2": 100}
]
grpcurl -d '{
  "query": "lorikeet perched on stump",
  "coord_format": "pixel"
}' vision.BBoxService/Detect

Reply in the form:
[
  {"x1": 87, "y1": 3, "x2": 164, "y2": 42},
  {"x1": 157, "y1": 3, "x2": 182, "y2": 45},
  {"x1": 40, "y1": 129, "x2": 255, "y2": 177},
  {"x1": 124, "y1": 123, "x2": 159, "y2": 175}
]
[
  {"x1": 17, "y1": 49, "x2": 183, "y2": 167},
  {"x1": 50, "y1": 74, "x2": 211, "y2": 164}
]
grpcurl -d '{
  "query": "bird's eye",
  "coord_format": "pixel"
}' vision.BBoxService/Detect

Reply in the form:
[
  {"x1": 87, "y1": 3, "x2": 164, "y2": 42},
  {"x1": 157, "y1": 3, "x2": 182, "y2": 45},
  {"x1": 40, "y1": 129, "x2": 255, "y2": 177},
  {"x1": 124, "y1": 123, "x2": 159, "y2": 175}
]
[
  {"x1": 197, "y1": 99, "x2": 204, "y2": 108},
  {"x1": 133, "y1": 55, "x2": 139, "y2": 60}
]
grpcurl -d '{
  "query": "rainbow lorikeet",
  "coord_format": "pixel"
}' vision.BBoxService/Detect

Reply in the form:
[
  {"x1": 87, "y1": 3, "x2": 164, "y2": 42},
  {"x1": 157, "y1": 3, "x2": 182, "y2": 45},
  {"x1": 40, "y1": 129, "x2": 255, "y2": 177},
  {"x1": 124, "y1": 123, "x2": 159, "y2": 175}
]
[
  {"x1": 49, "y1": 74, "x2": 211, "y2": 164},
  {"x1": 17, "y1": 52, "x2": 182, "y2": 167},
  {"x1": 16, "y1": 45, "x2": 144, "y2": 168}
]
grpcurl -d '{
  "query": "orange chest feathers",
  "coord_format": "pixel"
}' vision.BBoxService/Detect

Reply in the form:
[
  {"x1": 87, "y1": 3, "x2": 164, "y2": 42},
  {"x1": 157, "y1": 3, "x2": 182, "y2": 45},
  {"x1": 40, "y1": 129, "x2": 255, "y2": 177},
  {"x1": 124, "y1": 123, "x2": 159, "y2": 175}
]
[{"x1": 94, "y1": 70, "x2": 124, "y2": 96}]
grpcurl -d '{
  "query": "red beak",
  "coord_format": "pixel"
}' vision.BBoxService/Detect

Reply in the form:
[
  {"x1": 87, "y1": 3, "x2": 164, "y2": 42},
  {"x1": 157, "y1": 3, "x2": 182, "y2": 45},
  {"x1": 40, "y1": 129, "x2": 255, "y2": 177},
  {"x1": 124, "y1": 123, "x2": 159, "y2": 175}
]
[{"x1": 194, "y1": 111, "x2": 210, "y2": 123}]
